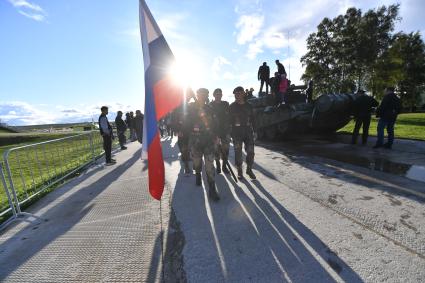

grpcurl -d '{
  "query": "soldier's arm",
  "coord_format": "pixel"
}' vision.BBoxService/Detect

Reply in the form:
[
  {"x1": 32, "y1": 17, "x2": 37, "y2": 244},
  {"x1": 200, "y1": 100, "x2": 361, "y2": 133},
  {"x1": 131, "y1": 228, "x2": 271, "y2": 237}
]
[{"x1": 249, "y1": 104, "x2": 256, "y2": 132}]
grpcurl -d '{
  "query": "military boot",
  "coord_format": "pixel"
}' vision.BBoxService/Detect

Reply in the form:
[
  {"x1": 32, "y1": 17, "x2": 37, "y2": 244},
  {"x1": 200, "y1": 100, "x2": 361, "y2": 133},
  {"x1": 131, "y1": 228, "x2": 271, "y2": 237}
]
[
  {"x1": 184, "y1": 163, "x2": 191, "y2": 176},
  {"x1": 195, "y1": 172, "x2": 202, "y2": 186},
  {"x1": 222, "y1": 160, "x2": 230, "y2": 174},
  {"x1": 237, "y1": 166, "x2": 244, "y2": 179},
  {"x1": 246, "y1": 166, "x2": 256, "y2": 180},
  {"x1": 208, "y1": 181, "x2": 220, "y2": 201},
  {"x1": 215, "y1": 160, "x2": 221, "y2": 174}
]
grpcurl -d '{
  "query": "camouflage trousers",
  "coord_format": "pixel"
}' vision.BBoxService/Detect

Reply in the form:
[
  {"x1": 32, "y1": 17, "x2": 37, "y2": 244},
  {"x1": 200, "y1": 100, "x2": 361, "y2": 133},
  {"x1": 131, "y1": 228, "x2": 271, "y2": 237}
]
[
  {"x1": 190, "y1": 135, "x2": 215, "y2": 183},
  {"x1": 215, "y1": 134, "x2": 230, "y2": 162},
  {"x1": 177, "y1": 135, "x2": 190, "y2": 164},
  {"x1": 232, "y1": 132, "x2": 255, "y2": 168}
]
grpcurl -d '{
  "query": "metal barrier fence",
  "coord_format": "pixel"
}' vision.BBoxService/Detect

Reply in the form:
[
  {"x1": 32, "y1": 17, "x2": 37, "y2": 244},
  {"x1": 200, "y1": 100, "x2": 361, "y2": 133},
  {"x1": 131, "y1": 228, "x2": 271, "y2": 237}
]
[
  {"x1": 0, "y1": 162, "x2": 16, "y2": 220},
  {"x1": 0, "y1": 131, "x2": 110, "y2": 227}
]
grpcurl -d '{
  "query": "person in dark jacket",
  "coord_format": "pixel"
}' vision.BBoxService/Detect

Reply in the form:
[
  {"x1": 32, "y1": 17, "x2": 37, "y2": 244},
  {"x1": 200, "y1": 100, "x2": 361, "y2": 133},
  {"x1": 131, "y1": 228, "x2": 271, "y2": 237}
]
[
  {"x1": 99, "y1": 106, "x2": 115, "y2": 165},
  {"x1": 306, "y1": 80, "x2": 314, "y2": 103},
  {"x1": 129, "y1": 111, "x2": 137, "y2": 141},
  {"x1": 184, "y1": 88, "x2": 220, "y2": 201},
  {"x1": 210, "y1": 88, "x2": 231, "y2": 174},
  {"x1": 275, "y1": 59, "x2": 286, "y2": 75},
  {"x1": 258, "y1": 62, "x2": 270, "y2": 95},
  {"x1": 268, "y1": 72, "x2": 281, "y2": 105},
  {"x1": 373, "y1": 87, "x2": 402, "y2": 149},
  {"x1": 172, "y1": 95, "x2": 192, "y2": 175},
  {"x1": 134, "y1": 110, "x2": 144, "y2": 143},
  {"x1": 229, "y1": 86, "x2": 257, "y2": 180},
  {"x1": 351, "y1": 90, "x2": 379, "y2": 145},
  {"x1": 115, "y1": 111, "x2": 127, "y2": 150}
]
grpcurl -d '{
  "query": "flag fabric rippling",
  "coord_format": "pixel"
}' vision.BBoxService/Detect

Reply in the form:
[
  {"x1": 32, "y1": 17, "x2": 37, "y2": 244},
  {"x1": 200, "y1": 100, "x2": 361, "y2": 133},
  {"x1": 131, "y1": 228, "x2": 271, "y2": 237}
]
[{"x1": 139, "y1": 0, "x2": 183, "y2": 200}]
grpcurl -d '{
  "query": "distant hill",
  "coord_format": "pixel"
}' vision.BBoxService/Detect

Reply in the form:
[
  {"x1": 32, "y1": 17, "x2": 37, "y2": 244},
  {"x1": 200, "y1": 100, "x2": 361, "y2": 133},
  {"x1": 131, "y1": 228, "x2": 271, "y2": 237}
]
[
  {"x1": 0, "y1": 124, "x2": 20, "y2": 133},
  {"x1": 14, "y1": 122, "x2": 98, "y2": 132}
]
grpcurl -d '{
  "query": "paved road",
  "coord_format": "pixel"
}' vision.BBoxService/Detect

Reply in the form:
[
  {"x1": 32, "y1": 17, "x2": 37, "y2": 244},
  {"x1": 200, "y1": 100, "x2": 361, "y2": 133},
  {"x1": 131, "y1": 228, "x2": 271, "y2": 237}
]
[
  {"x1": 0, "y1": 136, "x2": 424, "y2": 282},
  {"x1": 164, "y1": 136, "x2": 425, "y2": 282}
]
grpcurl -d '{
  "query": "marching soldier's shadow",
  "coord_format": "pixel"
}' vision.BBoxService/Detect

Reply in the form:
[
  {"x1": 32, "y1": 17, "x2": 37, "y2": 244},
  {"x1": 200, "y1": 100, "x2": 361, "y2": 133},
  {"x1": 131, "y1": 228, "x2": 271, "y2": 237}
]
[
  {"x1": 166, "y1": 157, "x2": 361, "y2": 282},
  {"x1": 213, "y1": 173, "x2": 361, "y2": 282}
]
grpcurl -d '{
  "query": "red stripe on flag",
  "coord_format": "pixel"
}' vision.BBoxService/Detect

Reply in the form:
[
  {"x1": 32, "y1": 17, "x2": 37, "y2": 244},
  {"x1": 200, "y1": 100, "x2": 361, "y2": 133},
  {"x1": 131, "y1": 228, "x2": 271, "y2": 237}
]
[
  {"x1": 148, "y1": 133, "x2": 165, "y2": 200},
  {"x1": 153, "y1": 74, "x2": 183, "y2": 120}
]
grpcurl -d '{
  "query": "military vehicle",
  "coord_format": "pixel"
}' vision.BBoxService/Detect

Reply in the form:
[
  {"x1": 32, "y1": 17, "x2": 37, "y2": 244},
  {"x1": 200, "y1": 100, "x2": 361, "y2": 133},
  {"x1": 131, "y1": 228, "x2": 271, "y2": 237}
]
[{"x1": 249, "y1": 86, "x2": 356, "y2": 140}]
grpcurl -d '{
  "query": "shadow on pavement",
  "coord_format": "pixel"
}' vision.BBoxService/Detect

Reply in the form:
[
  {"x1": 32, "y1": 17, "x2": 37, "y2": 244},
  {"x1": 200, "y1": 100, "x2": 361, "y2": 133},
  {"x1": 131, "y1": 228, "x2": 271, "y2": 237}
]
[
  {"x1": 161, "y1": 137, "x2": 362, "y2": 282},
  {"x1": 0, "y1": 150, "x2": 141, "y2": 280}
]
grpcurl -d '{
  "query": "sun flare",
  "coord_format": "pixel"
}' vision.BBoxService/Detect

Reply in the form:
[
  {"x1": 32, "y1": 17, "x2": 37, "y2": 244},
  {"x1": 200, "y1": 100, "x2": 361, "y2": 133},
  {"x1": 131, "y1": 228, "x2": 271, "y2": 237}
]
[{"x1": 169, "y1": 56, "x2": 204, "y2": 89}]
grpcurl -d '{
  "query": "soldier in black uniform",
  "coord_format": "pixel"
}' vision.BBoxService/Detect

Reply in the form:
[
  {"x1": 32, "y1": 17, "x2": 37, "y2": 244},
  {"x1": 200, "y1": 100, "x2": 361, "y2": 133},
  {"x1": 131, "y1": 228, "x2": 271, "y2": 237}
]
[
  {"x1": 229, "y1": 86, "x2": 256, "y2": 179},
  {"x1": 351, "y1": 89, "x2": 379, "y2": 145},
  {"x1": 185, "y1": 88, "x2": 220, "y2": 201},
  {"x1": 172, "y1": 89, "x2": 195, "y2": 175},
  {"x1": 210, "y1": 88, "x2": 230, "y2": 174}
]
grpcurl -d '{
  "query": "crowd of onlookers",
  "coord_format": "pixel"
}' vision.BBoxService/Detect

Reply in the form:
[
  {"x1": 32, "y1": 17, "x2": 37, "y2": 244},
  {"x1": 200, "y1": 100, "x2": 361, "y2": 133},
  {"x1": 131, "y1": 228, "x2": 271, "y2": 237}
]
[
  {"x1": 257, "y1": 59, "x2": 314, "y2": 105},
  {"x1": 98, "y1": 107, "x2": 145, "y2": 166}
]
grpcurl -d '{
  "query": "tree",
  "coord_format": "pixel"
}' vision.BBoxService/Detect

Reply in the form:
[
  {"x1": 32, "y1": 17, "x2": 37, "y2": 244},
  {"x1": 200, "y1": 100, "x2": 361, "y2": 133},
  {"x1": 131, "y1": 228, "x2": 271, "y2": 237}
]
[
  {"x1": 301, "y1": 5, "x2": 400, "y2": 98},
  {"x1": 389, "y1": 32, "x2": 425, "y2": 111}
]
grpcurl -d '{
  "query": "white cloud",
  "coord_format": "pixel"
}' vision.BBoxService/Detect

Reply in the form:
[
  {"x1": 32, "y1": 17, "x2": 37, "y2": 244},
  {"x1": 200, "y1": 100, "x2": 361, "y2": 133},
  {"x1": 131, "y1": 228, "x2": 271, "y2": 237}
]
[
  {"x1": 212, "y1": 56, "x2": 232, "y2": 79},
  {"x1": 8, "y1": 0, "x2": 47, "y2": 22},
  {"x1": 234, "y1": 0, "x2": 409, "y2": 83},
  {"x1": 0, "y1": 101, "x2": 139, "y2": 126},
  {"x1": 246, "y1": 41, "x2": 263, "y2": 59},
  {"x1": 0, "y1": 101, "x2": 55, "y2": 125},
  {"x1": 235, "y1": 14, "x2": 264, "y2": 45}
]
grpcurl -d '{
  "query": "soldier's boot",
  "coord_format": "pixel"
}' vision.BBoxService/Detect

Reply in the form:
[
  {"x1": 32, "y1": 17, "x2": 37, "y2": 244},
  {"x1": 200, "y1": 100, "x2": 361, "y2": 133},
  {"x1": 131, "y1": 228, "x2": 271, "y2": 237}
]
[
  {"x1": 222, "y1": 160, "x2": 230, "y2": 174},
  {"x1": 208, "y1": 181, "x2": 220, "y2": 201},
  {"x1": 246, "y1": 166, "x2": 256, "y2": 180},
  {"x1": 195, "y1": 173, "x2": 202, "y2": 186},
  {"x1": 237, "y1": 166, "x2": 244, "y2": 179},
  {"x1": 215, "y1": 160, "x2": 221, "y2": 174},
  {"x1": 184, "y1": 163, "x2": 191, "y2": 175}
]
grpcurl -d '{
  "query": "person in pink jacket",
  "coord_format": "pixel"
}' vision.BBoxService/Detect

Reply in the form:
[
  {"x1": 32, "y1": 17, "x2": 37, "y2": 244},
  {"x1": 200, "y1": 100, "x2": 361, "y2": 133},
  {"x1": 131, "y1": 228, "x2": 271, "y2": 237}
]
[{"x1": 276, "y1": 73, "x2": 288, "y2": 105}]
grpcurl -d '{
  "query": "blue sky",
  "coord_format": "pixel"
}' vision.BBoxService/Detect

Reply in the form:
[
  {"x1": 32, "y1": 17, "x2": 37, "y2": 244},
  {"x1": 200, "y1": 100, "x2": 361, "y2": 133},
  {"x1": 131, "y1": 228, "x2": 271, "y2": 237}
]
[{"x1": 1, "y1": 0, "x2": 424, "y2": 125}]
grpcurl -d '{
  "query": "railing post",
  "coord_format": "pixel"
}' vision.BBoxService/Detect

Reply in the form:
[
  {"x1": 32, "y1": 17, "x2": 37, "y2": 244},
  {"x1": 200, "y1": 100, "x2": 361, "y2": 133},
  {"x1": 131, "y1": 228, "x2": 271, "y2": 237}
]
[
  {"x1": 89, "y1": 131, "x2": 96, "y2": 164},
  {"x1": 2, "y1": 155, "x2": 21, "y2": 214},
  {"x1": 0, "y1": 162, "x2": 17, "y2": 217}
]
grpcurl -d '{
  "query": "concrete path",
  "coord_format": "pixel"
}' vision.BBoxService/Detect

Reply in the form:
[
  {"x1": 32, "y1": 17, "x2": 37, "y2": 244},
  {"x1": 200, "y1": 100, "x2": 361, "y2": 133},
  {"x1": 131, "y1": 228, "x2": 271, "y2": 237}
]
[
  {"x1": 0, "y1": 141, "x2": 170, "y2": 282},
  {"x1": 0, "y1": 135, "x2": 424, "y2": 282}
]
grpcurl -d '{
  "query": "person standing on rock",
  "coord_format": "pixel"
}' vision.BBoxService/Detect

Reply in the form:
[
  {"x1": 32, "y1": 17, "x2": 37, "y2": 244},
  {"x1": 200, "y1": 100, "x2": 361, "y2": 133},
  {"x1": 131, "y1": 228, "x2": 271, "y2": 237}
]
[
  {"x1": 229, "y1": 86, "x2": 256, "y2": 180},
  {"x1": 275, "y1": 59, "x2": 286, "y2": 76},
  {"x1": 184, "y1": 88, "x2": 220, "y2": 201},
  {"x1": 258, "y1": 62, "x2": 270, "y2": 95}
]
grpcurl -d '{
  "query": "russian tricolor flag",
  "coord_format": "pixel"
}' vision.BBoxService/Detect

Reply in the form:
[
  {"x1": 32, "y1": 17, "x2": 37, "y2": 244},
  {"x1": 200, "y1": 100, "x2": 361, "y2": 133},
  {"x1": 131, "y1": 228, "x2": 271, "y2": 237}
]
[{"x1": 139, "y1": 0, "x2": 183, "y2": 200}]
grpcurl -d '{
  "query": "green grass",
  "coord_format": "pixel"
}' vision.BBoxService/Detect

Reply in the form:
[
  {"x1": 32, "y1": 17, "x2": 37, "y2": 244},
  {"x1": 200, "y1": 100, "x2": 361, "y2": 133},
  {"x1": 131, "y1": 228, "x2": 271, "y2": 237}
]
[
  {"x1": 338, "y1": 113, "x2": 425, "y2": 141},
  {"x1": 0, "y1": 131, "x2": 118, "y2": 221}
]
